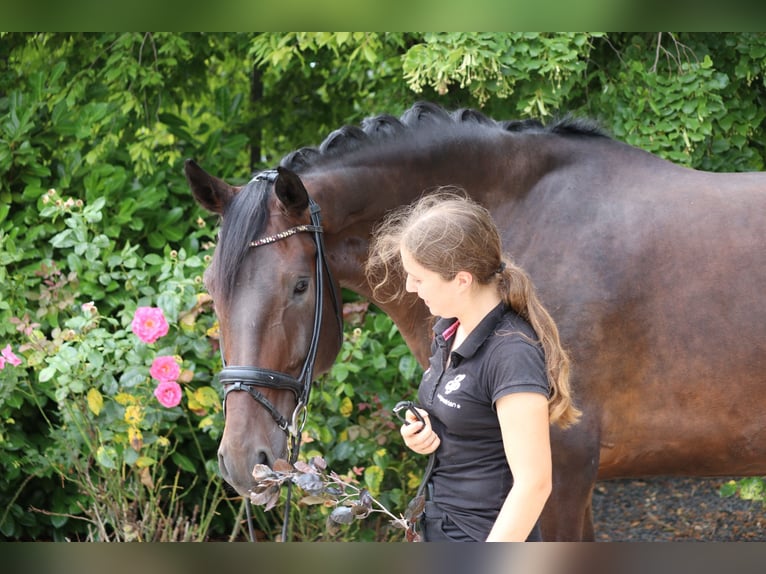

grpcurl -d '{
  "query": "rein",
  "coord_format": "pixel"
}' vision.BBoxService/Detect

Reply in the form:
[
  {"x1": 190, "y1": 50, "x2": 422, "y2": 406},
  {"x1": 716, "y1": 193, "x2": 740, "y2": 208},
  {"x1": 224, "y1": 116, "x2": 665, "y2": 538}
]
[{"x1": 217, "y1": 169, "x2": 342, "y2": 541}]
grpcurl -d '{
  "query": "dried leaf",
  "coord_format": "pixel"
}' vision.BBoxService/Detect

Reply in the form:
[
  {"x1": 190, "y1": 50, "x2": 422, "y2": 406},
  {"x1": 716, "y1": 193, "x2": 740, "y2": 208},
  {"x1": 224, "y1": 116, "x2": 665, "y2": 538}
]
[
  {"x1": 139, "y1": 466, "x2": 155, "y2": 490},
  {"x1": 273, "y1": 459, "x2": 293, "y2": 473},
  {"x1": 329, "y1": 506, "x2": 354, "y2": 525},
  {"x1": 325, "y1": 486, "x2": 343, "y2": 497},
  {"x1": 325, "y1": 514, "x2": 341, "y2": 537},
  {"x1": 250, "y1": 484, "x2": 282, "y2": 511},
  {"x1": 351, "y1": 504, "x2": 371, "y2": 519},
  {"x1": 311, "y1": 456, "x2": 327, "y2": 471},
  {"x1": 252, "y1": 463, "x2": 274, "y2": 481},
  {"x1": 294, "y1": 472, "x2": 325, "y2": 496},
  {"x1": 404, "y1": 494, "x2": 425, "y2": 521},
  {"x1": 358, "y1": 488, "x2": 373, "y2": 509},
  {"x1": 300, "y1": 495, "x2": 327, "y2": 506},
  {"x1": 293, "y1": 460, "x2": 314, "y2": 474},
  {"x1": 405, "y1": 526, "x2": 422, "y2": 542}
]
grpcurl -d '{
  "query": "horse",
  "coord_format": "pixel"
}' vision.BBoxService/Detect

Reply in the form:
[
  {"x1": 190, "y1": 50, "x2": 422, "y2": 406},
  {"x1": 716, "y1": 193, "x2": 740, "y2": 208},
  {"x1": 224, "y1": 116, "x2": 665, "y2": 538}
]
[{"x1": 184, "y1": 101, "x2": 766, "y2": 541}]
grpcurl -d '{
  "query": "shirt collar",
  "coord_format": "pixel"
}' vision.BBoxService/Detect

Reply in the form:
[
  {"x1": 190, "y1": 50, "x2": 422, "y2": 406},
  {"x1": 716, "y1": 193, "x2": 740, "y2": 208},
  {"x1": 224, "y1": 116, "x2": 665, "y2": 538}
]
[{"x1": 432, "y1": 301, "x2": 508, "y2": 360}]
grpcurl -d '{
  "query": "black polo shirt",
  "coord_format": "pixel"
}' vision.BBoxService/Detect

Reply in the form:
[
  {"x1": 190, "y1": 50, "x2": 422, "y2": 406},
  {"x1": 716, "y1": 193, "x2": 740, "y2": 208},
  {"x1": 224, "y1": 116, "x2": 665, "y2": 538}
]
[{"x1": 417, "y1": 301, "x2": 550, "y2": 541}]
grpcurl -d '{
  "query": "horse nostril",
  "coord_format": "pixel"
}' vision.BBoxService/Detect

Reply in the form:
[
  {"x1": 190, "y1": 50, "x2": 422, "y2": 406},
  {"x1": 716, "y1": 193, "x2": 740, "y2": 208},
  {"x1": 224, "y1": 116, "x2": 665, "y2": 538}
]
[
  {"x1": 255, "y1": 449, "x2": 270, "y2": 467},
  {"x1": 218, "y1": 451, "x2": 229, "y2": 478}
]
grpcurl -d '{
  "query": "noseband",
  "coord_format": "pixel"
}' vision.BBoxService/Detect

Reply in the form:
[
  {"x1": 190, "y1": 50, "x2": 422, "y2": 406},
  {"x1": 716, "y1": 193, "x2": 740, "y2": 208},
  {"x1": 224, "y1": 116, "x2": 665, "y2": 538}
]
[{"x1": 217, "y1": 169, "x2": 342, "y2": 458}]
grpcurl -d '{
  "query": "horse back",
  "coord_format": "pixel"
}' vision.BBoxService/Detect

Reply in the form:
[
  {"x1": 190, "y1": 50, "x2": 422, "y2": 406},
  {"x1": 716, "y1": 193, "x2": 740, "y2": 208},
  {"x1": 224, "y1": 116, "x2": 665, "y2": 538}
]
[{"x1": 500, "y1": 138, "x2": 766, "y2": 478}]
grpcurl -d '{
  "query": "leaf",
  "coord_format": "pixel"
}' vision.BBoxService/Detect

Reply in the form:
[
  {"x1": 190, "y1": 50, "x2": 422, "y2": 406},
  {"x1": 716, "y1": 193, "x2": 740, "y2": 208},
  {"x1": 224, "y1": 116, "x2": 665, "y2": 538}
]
[
  {"x1": 38, "y1": 365, "x2": 57, "y2": 383},
  {"x1": 252, "y1": 464, "x2": 274, "y2": 481},
  {"x1": 273, "y1": 459, "x2": 293, "y2": 473},
  {"x1": 250, "y1": 484, "x2": 282, "y2": 511},
  {"x1": 405, "y1": 526, "x2": 422, "y2": 543},
  {"x1": 299, "y1": 495, "x2": 327, "y2": 506},
  {"x1": 194, "y1": 386, "x2": 220, "y2": 408},
  {"x1": 404, "y1": 494, "x2": 425, "y2": 522},
  {"x1": 139, "y1": 466, "x2": 155, "y2": 490},
  {"x1": 329, "y1": 506, "x2": 354, "y2": 525},
  {"x1": 171, "y1": 451, "x2": 196, "y2": 472},
  {"x1": 340, "y1": 396, "x2": 353, "y2": 417},
  {"x1": 719, "y1": 481, "x2": 737, "y2": 498},
  {"x1": 351, "y1": 503, "x2": 371, "y2": 519},
  {"x1": 294, "y1": 472, "x2": 324, "y2": 496},
  {"x1": 363, "y1": 466, "x2": 384, "y2": 496},
  {"x1": 95, "y1": 445, "x2": 118, "y2": 470},
  {"x1": 293, "y1": 460, "x2": 314, "y2": 474},
  {"x1": 86, "y1": 387, "x2": 103, "y2": 416},
  {"x1": 135, "y1": 456, "x2": 156, "y2": 468},
  {"x1": 310, "y1": 456, "x2": 327, "y2": 471}
]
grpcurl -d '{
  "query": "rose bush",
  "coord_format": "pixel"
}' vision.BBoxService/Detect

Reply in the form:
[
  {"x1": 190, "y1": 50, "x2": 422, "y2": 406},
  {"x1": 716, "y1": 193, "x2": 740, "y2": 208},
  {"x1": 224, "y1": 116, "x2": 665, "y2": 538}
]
[{"x1": 0, "y1": 188, "x2": 244, "y2": 541}]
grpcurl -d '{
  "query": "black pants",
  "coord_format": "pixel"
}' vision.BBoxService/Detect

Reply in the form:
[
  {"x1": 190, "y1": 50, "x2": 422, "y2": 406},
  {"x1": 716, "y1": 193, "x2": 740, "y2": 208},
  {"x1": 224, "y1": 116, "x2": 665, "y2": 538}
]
[{"x1": 421, "y1": 500, "x2": 543, "y2": 542}]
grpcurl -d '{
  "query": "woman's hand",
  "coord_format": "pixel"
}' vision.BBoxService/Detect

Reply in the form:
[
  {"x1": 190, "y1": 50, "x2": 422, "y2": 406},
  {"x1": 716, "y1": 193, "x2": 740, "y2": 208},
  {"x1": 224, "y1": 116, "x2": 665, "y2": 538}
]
[{"x1": 400, "y1": 407, "x2": 440, "y2": 454}]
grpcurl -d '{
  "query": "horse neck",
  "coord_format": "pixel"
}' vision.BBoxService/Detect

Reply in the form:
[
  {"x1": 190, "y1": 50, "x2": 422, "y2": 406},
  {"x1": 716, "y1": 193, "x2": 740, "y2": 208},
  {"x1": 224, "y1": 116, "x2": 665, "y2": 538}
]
[{"x1": 299, "y1": 131, "x2": 552, "y2": 364}]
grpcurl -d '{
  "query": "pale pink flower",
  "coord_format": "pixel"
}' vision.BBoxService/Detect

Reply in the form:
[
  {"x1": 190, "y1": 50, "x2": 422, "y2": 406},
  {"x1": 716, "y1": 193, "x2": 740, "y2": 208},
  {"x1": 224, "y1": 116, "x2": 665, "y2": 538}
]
[
  {"x1": 131, "y1": 307, "x2": 169, "y2": 344},
  {"x1": 154, "y1": 381, "x2": 182, "y2": 408},
  {"x1": 1, "y1": 344, "x2": 22, "y2": 367},
  {"x1": 0, "y1": 356, "x2": 5, "y2": 370},
  {"x1": 150, "y1": 355, "x2": 180, "y2": 384},
  {"x1": 81, "y1": 301, "x2": 97, "y2": 314}
]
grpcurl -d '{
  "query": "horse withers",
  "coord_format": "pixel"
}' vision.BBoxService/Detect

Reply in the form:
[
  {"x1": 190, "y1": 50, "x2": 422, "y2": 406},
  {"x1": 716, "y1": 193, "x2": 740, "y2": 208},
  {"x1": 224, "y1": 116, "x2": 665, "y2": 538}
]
[{"x1": 186, "y1": 102, "x2": 766, "y2": 541}]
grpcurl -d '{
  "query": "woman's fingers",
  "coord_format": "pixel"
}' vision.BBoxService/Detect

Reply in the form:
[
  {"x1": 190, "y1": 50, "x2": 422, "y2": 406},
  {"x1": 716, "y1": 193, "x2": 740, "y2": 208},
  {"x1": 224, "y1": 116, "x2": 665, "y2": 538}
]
[{"x1": 400, "y1": 409, "x2": 440, "y2": 454}]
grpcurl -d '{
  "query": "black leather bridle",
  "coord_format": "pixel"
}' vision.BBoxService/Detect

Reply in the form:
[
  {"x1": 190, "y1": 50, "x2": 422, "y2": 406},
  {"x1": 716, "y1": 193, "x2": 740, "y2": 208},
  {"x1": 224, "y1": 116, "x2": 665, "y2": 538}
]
[{"x1": 217, "y1": 169, "x2": 342, "y2": 541}]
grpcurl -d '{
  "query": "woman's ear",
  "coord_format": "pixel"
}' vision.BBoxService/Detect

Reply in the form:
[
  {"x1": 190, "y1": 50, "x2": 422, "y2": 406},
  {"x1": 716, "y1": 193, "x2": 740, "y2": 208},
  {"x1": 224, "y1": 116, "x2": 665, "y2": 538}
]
[{"x1": 454, "y1": 270, "x2": 474, "y2": 289}]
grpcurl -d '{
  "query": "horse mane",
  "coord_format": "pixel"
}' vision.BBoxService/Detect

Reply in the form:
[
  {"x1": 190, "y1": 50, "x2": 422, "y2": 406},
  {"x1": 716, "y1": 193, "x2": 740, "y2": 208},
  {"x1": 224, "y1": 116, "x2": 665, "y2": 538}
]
[
  {"x1": 217, "y1": 103, "x2": 608, "y2": 299},
  {"x1": 279, "y1": 101, "x2": 609, "y2": 172}
]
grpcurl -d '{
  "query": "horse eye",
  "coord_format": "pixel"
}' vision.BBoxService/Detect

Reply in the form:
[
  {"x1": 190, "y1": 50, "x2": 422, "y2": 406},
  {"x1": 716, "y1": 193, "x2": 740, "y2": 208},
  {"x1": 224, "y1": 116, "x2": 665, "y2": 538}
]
[{"x1": 294, "y1": 278, "x2": 309, "y2": 294}]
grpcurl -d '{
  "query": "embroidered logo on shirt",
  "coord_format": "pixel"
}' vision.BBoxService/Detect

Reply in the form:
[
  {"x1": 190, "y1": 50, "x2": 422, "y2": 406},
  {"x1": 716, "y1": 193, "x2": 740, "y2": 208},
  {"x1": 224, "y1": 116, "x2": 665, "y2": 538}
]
[{"x1": 443, "y1": 374, "x2": 465, "y2": 395}]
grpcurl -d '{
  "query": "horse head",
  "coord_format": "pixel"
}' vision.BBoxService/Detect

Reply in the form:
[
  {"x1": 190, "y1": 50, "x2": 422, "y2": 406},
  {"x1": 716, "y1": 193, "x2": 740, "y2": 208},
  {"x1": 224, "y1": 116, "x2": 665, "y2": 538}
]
[{"x1": 185, "y1": 159, "x2": 343, "y2": 497}]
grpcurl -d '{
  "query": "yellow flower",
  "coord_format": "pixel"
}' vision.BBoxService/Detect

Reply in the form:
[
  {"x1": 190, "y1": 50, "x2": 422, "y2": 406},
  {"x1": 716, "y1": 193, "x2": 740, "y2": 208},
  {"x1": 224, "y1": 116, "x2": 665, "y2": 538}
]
[
  {"x1": 115, "y1": 392, "x2": 137, "y2": 406},
  {"x1": 124, "y1": 405, "x2": 144, "y2": 425}
]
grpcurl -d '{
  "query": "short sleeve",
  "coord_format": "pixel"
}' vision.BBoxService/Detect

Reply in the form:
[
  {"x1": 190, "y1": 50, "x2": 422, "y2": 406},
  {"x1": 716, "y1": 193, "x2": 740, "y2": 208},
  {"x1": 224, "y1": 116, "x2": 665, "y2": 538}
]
[{"x1": 485, "y1": 338, "x2": 550, "y2": 407}]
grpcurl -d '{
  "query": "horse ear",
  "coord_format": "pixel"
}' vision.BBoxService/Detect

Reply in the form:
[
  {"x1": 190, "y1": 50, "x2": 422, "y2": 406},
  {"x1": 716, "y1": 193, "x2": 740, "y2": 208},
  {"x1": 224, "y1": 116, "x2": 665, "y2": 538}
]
[
  {"x1": 184, "y1": 159, "x2": 239, "y2": 215},
  {"x1": 274, "y1": 166, "x2": 310, "y2": 215}
]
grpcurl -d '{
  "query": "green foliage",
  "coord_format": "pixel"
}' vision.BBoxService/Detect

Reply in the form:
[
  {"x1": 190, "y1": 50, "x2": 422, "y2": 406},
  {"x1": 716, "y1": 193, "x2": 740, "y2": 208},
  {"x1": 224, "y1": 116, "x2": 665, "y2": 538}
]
[
  {"x1": 403, "y1": 32, "x2": 597, "y2": 110},
  {"x1": 0, "y1": 188, "x2": 239, "y2": 540},
  {"x1": 248, "y1": 32, "x2": 415, "y2": 165},
  {"x1": 720, "y1": 478, "x2": 766, "y2": 506}
]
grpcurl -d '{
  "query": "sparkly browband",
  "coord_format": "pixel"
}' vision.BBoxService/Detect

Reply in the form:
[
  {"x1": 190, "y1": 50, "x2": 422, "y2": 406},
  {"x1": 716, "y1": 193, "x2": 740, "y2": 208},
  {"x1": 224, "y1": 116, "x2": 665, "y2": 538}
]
[
  {"x1": 251, "y1": 169, "x2": 278, "y2": 183},
  {"x1": 249, "y1": 224, "x2": 323, "y2": 248}
]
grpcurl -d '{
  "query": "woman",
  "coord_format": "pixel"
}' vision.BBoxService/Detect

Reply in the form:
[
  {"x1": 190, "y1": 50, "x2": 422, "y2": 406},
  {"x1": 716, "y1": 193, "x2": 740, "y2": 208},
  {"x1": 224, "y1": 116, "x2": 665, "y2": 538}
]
[{"x1": 366, "y1": 190, "x2": 581, "y2": 542}]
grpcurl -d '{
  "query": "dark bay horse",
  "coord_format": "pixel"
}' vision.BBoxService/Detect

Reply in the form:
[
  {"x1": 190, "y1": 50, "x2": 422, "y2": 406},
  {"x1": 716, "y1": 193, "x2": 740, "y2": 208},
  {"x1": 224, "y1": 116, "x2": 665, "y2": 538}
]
[{"x1": 185, "y1": 102, "x2": 766, "y2": 541}]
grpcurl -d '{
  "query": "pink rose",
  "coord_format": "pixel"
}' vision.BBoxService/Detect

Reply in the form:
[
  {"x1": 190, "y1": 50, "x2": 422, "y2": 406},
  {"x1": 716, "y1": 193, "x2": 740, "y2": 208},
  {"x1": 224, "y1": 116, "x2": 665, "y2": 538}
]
[
  {"x1": 1, "y1": 344, "x2": 22, "y2": 367},
  {"x1": 150, "y1": 355, "x2": 181, "y2": 384},
  {"x1": 154, "y1": 381, "x2": 182, "y2": 408},
  {"x1": 131, "y1": 307, "x2": 169, "y2": 344}
]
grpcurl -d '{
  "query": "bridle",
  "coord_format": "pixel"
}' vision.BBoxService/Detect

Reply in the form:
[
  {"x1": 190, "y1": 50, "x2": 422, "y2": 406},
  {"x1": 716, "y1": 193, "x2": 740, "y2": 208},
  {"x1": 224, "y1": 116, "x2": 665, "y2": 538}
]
[{"x1": 216, "y1": 169, "x2": 342, "y2": 541}]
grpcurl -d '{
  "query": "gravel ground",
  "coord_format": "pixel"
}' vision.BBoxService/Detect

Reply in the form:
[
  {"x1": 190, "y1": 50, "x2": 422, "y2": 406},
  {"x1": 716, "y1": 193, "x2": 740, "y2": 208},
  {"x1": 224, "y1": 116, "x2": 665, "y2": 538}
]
[{"x1": 591, "y1": 477, "x2": 765, "y2": 541}]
